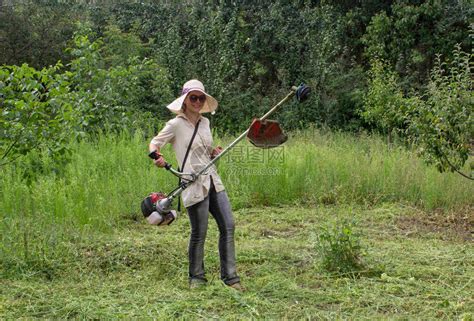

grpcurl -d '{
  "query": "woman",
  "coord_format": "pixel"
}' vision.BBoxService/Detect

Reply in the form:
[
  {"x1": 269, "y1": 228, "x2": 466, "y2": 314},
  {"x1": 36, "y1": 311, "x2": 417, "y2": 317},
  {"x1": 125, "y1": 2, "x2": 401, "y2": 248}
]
[{"x1": 148, "y1": 79, "x2": 244, "y2": 291}]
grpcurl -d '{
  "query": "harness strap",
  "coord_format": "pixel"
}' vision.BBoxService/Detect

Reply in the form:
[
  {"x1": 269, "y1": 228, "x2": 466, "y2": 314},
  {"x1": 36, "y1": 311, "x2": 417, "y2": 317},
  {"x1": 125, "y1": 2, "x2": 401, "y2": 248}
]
[{"x1": 177, "y1": 119, "x2": 201, "y2": 212}]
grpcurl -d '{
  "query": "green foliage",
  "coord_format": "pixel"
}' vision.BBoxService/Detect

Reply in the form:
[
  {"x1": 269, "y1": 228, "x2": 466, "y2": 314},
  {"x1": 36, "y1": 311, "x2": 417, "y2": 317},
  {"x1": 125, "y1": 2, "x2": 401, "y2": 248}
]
[
  {"x1": 66, "y1": 26, "x2": 173, "y2": 132},
  {"x1": 315, "y1": 219, "x2": 366, "y2": 275},
  {"x1": 1, "y1": 1, "x2": 472, "y2": 177},
  {"x1": 0, "y1": 0, "x2": 85, "y2": 68},
  {"x1": 361, "y1": 11, "x2": 392, "y2": 61},
  {"x1": 107, "y1": 1, "x2": 364, "y2": 131},
  {"x1": 362, "y1": 1, "x2": 472, "y2": 87},
  {"x1": 407, "y1": 44, "x2": 473, "y2": 177},
  {"x1": 362, "y1": 41, "x2": 473, "y2": 179},
  {"x1": 361, "y1": 59, "x2": 409, "y2": 135},
  {"x1": 0, "y1": 25, "x2": 173, "y2": 175},
  {"x1": 2, "y1": 1, "x2": 471, "y2": 132},
  {"x1": 0, "y1": 62, "x2": 76, "y2": 176}
]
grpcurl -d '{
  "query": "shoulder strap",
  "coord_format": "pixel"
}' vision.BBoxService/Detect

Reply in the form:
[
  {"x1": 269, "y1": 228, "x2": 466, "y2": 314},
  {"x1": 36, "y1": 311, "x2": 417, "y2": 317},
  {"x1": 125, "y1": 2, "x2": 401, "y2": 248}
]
[{"x1": 177, "y1": 119, "x2": 201, "y2": 211}]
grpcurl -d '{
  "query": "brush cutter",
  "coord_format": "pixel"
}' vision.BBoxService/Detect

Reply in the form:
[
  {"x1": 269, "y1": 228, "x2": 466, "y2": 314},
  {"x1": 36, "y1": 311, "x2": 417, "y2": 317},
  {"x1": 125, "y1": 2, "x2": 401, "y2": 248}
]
[{"x1": 141, "y1": 84, "x2": 311, "y2": 225}]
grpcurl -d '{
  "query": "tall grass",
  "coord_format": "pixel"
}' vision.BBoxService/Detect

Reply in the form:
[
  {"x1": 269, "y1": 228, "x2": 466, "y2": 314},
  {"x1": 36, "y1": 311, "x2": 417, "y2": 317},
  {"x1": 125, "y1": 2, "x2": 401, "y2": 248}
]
[
  {"x1": 218, "y1": 129, "x2": 473, "y2": 210},
  {"x1": 1, "y1": 129, "x2": 472, "y2": 276}
]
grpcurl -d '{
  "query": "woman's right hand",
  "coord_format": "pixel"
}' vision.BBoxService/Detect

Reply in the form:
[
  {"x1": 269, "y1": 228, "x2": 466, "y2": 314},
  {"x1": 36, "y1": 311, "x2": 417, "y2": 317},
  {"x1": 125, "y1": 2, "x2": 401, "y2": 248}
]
[{"x1": 153, "y1": 154, "x2": 167, "y2": 168}]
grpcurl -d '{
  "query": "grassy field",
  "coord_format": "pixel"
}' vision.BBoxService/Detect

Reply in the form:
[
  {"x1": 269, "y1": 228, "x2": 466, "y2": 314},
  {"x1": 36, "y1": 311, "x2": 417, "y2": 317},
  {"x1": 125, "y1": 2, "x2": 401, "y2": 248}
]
[
  {"x1": 1, "y1": 130, "x2": 473, "y2": 319},
  {"x1": 1, "y1": 205, "x2": 472, "y2": 319}
]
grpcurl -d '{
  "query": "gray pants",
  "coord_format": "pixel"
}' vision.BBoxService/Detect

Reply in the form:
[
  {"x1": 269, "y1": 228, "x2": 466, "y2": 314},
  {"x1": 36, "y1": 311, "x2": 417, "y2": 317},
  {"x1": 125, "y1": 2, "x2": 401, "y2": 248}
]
[{"x1": 186, "y1": 181, "x2": 240, "y2": 285}]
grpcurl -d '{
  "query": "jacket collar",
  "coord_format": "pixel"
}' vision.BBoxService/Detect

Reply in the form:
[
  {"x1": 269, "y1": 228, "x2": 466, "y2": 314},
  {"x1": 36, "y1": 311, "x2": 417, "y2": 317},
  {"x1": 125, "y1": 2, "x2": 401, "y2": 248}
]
[{"x1": 176, "y1": 113, "x2": 202, "y2": 126}]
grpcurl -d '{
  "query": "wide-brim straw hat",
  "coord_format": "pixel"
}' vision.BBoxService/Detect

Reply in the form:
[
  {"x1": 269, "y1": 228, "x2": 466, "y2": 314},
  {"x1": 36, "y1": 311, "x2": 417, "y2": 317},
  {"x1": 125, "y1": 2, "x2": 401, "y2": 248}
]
[{"x1": 166, "y1": 79, "x2": 218, "y2": 114}]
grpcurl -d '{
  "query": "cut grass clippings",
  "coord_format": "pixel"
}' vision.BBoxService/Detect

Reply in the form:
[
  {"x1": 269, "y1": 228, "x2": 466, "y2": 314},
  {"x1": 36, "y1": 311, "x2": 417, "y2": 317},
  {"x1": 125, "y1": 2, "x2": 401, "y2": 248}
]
[{"x1": 1, "y1": 205, "x2": 472, "y2": 319}]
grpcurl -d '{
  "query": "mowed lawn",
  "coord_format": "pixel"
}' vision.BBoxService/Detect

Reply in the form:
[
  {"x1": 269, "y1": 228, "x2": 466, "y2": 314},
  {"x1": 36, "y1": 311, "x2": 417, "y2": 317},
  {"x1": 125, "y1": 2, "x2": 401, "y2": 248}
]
[{"x1": 1, "y1": 204, "x2": 472, "y2": 319}]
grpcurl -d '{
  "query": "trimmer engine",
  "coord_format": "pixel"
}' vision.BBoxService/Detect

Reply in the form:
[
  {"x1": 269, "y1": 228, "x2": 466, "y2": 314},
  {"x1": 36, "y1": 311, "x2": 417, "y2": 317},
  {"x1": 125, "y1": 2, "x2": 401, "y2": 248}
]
[{"x1": 141, "y1": 192, "x2": 177, "y2": 226}]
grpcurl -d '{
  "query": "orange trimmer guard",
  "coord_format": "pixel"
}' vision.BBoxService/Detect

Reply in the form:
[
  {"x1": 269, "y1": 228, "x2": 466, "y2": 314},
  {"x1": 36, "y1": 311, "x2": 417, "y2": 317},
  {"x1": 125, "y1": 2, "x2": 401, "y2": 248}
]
[{"x1": 246, "y1": 119, "x2": 288, "y2": 148}]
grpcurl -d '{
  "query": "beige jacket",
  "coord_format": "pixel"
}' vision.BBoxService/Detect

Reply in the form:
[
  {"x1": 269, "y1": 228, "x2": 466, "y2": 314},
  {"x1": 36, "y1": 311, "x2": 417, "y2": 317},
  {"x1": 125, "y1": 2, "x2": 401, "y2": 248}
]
[{"x1": 150, "y1": 114, "x2": 225, "y2": 208}]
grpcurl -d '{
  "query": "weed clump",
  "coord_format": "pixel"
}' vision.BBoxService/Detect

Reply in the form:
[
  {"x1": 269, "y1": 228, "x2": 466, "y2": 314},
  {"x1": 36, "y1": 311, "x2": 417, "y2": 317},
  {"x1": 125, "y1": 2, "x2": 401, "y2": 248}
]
[{"x1": 315, "y1": 219, "x2": 366, "y2": 275}]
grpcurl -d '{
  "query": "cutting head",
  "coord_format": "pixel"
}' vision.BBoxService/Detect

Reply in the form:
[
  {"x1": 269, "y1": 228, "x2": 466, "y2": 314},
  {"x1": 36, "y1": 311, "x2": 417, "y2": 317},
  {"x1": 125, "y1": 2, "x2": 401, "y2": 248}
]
[{"x1": 247, "y1": 119, "x2": 288, "y2": 148}]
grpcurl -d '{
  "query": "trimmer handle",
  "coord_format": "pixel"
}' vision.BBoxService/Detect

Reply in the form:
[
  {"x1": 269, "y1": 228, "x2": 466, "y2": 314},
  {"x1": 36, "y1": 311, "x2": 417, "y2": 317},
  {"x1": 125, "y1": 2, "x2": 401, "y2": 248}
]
[{"x1": 149, "y1": 151, "x2": 195, "y2": 181}]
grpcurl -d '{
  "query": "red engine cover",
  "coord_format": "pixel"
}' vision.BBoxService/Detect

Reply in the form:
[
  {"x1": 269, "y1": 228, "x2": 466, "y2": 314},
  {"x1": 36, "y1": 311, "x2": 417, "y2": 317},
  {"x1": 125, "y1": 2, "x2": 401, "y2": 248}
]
[{"x1": 150, "y1": 192, "x2": 166, "y2": 204}]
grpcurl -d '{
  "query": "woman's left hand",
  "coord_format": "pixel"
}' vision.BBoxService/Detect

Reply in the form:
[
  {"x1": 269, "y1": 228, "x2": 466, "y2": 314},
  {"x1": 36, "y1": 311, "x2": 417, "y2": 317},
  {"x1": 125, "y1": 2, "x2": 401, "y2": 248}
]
[{"x1": 211, "y1": 146, "x2": 223, "y2": 159}]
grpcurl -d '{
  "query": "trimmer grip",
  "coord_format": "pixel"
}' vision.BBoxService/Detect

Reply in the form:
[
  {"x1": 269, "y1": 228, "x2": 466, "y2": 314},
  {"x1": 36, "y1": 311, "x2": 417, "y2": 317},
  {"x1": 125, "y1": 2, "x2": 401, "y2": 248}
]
[
  {"x1": 149, "y1": 151, "x2": 171, "y2": 170},
  {"x1": 148, "y1": 150, "x2": 160, "y2": 160}
]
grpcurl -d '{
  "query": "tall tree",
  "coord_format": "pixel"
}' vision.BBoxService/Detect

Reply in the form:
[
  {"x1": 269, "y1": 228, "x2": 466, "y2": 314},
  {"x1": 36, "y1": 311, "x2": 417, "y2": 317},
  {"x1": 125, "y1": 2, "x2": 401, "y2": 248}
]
[{"x1": 0, "y1": 0, "x2": 84, "y2": 68}]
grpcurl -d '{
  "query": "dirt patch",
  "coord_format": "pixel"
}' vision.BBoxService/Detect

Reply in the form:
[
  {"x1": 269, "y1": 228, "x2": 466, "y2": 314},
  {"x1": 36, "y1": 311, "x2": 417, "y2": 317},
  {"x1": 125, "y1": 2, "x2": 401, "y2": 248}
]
[{"x1": 395, "y1": 207, "x2": 473, "y2": 242}]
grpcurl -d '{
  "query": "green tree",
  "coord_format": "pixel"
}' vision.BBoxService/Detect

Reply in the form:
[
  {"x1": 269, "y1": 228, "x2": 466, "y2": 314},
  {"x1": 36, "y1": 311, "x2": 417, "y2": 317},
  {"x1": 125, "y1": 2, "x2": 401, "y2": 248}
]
[
  {"x1": 0, "y1": 0, "x2": 85, "y2": 68},
  {"x1": 407, "y1": 44, "x2": 473, "y2": 179},
  {"x1": 362, "y1": 1, "x2": 472, "y2": 89},
  {"x1": 362, "y1": 42, "x2": 473, "y2": 179},
  {"x1": 361, "y1": 59, "x2": 409, "y2": 141},
  {"x1": 0, "y1": 24, "x2": 174, "y2": 178},
  {"x1": 66, "y1": 26, "x2": 173, "y2": 132},
  {"x1": 72, "y1": 0, "x2": 471, "y2": 132},
  {"x1": 0, "y1": 63, "x2": 76, "y2": 174}
]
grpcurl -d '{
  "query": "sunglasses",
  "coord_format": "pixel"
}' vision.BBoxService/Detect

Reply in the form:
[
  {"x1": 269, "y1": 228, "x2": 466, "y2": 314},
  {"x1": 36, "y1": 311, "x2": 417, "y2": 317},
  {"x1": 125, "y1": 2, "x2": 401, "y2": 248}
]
[{"x1": 189, "y1": 94, "x2": 207, "y2": 103}]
